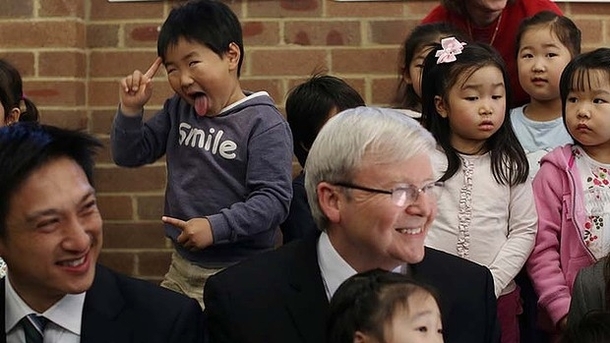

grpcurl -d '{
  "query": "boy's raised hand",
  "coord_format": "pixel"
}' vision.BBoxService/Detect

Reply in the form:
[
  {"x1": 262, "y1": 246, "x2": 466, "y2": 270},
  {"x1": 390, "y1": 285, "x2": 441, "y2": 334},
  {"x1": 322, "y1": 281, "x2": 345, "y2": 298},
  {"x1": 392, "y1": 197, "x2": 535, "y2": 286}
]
[
  {"x1": 119, "y1": 57, "x2": 162, "y2": 116},
  {"x1": 162, "y1": 216, "x2": 214, "y2": 250}
]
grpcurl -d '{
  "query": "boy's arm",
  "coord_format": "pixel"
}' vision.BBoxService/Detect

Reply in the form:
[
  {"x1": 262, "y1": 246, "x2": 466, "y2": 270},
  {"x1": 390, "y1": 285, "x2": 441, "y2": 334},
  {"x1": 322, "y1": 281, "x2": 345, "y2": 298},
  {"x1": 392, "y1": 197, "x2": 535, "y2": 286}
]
[{"x1": 209, "y1": 121, "x2": 293, "y2": 243}]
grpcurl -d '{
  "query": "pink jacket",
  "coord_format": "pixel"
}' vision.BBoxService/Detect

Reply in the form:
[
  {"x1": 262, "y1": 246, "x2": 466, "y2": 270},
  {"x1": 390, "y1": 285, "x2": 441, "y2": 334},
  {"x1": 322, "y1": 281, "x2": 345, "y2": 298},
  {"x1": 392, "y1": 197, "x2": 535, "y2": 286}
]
[{"x1": 527, "y1": 145, "x2": 596, "y2": 327}]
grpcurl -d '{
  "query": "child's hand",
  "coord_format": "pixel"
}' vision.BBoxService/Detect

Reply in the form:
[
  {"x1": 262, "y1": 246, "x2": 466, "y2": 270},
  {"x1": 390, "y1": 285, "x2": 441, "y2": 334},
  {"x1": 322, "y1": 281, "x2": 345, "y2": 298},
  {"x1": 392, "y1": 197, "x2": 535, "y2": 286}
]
[
  {"x1": 162, "y1": 216, "x2": 214, "y2": 250},
  {"x1": 119, "y1": 57, "x2": 162, "y2": 116}
]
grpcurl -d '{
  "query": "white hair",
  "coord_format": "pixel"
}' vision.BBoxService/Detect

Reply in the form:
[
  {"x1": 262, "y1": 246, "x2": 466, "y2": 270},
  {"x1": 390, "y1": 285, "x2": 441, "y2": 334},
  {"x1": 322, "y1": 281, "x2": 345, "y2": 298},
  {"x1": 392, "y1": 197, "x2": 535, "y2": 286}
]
[{"x1": 304, "y1": 106, "x2": 436, "y2": 231}]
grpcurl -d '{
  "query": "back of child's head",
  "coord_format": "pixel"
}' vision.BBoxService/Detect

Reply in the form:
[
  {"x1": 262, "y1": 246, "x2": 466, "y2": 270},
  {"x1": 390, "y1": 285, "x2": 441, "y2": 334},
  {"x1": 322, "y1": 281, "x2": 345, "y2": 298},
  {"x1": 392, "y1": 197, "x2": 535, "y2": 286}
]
[
  {"x1": 395, "y1": 22, "x2": 468, "y2": 111},
  {"x1": 327, "y1": 269, "x2": 441, "y2": 343},
  {"x1": 0, "y1": 59, "x2": 39, "y2": 124},
  {"x1": 157, "y1": 0, "x2": 244, "y2": 77},
  {"x1": 561, "y1": 311, "x2": 610, "y2": 343},
  {"x1": 560, "y1": 48, "x2": 610, "y2": 146},
  {"x1": 516, "y1": 11, "x2": 581, "y2": 59},
  {"x1": 286, "y1": 74, "x2": 365, "y2": 167},
  {"x1": 421, "y1": 40, "x2": 528, "y2": 185}
]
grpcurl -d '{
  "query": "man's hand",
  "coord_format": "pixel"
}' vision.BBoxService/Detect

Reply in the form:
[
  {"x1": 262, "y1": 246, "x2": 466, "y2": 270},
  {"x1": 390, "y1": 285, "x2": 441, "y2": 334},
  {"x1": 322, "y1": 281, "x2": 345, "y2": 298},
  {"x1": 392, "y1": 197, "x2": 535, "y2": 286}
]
[
  {"x1": 162, "y1": 216, "x2": 214, "y2": 250},
  {"x1": 119, "y1": 57, "x2": 162, "y2": 116}
]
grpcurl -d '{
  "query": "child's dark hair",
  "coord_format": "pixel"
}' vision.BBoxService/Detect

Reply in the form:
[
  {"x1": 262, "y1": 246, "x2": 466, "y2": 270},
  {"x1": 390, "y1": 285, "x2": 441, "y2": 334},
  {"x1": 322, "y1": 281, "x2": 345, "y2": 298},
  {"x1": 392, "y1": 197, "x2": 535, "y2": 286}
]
[
  {"x1": 561, "y1": 311, "x2": 610, "y2": 343},
  {"x1": 157, "y1": 0, "x2": 244, "y2": 77},
  {"x1": 421, "y1": 42, "x2": 528, "y2": 186},
  {"x1": 516, "y1": 11, "x2": 581, "y2": 58},
  {"x1": 327, "y1": 269, "x2": 441, "y2": 343},
  {"x1": 560, "y1": 48, "x2": 610, "y2": 145},
  {"x1": 394, "y1": 22, "x2": 468, "y2": 112},
  {"x1": 286, "y1": 74, "x2": 365, "y2": 167},
  {"x1": 0, "y1": 59, "x2": 40, "y2": 123}
]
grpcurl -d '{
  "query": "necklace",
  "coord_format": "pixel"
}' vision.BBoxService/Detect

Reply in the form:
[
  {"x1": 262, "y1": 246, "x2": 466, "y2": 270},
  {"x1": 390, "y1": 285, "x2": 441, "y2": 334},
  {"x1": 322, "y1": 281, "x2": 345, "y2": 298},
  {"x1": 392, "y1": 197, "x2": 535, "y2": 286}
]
[{"x1": 467, "y1": 11, "x2": 503, "y2": 46}]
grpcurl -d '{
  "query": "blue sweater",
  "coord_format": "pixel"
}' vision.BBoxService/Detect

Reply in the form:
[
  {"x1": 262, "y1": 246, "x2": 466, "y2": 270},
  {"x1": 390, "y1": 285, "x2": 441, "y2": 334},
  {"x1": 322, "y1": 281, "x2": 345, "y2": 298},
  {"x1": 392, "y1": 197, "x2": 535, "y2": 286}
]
[{"x1": 111, "y1": 91, "x2": 293, "y2": 267}]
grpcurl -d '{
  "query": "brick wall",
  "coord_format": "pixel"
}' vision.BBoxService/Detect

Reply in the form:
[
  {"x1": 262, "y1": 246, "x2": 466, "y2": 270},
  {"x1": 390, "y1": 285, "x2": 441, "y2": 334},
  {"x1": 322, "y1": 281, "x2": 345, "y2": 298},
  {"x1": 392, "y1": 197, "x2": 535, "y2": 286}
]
[{"x1": 0, "y1": 0, "x2": 604, "y2": 282}]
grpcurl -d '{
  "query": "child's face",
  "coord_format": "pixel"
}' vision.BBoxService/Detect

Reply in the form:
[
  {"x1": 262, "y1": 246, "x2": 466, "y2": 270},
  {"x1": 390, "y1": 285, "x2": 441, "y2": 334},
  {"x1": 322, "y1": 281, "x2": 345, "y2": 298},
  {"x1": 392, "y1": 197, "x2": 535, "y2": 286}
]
[
  {"x1": 517, "y1": 26, "x2": 572, "y2": 103},
  {"x1": 384, "y1": 293, "x2": 443, "y2": 343},
  {"x1": 435, "y1": 65, "x2": 506, "y2": 154},
  {"x1": 565, "y1": 69, "x2": 610, "y2": 152},
  {"x1": 163, "y1": 37, "x2": 244, "y2": 117},
  {"x1": 404, "y1": 45, "x2": 433, "y2": 99}
]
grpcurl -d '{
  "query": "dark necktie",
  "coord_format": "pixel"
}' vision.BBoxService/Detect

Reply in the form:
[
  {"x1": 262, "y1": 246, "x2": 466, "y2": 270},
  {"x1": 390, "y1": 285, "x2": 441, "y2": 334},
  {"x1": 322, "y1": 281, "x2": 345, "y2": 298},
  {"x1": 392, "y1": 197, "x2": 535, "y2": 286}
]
[{"x1": 21, "y1": 314, "x2": 48, "y2": 343}]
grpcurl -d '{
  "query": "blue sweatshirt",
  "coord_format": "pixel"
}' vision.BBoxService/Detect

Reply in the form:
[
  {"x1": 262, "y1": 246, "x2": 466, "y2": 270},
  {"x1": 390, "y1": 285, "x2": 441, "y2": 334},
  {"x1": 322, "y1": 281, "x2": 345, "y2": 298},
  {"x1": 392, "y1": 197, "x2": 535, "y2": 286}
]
[{"x1": 111, "y1": 91, "x2": 293, "y2": 267}]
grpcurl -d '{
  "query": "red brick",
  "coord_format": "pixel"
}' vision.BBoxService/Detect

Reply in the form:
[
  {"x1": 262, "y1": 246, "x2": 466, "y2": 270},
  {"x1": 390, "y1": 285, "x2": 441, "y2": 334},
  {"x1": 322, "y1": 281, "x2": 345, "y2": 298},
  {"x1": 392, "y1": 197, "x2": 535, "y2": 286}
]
[
  {"x1": 243, "y1": 21, "x2": 281, "y2": 46},
  {"x1": 90, "y1": 50, "x2": 161, "y2": 78},
  {"x1": 570, "y1": 3, "x2": 610, "y2": 15},
  {"x1": 332, "y1": 48, "x2": 400, "y2": 74},
  {"x1": 0, "y1": 0, "x2": 33, "y2": 18},
  {"x1": 39, "y1": 51, "x2": 86, "y2": 77},
  {"x1": 87, "y1": 24, "x2": 120, "y2": 48},
  {"x1": 95, "y1": 137, "x2": 113, "y2": 165},
  {"x1": 404, "y1": 1, "x2": 439, "y2": 18},
  {"x1": 38, "y1": 109, "x2": 87, "y2": 130},
  {"x1": 248, "y1": 0, "x2": 322, "y2": 18},
  {"x1": 370, "y1": 20, "x2": 420, "y2": 45},
  {"x1": 98, "y1": 251, "x2": 136, "y2": 276},
  {"x1": 326, "y1": 1, "x2": 404, "y2": 18},
  {"x1": 40, "y1": 0, "x2": 85, "y2": 18},
  {"x1": 137, "y1": 195, "x2": 165, "y2": 220},
  {"x1": 88, "y1": 79, "x2": 173, "y2": 107},
  {"x1": 249, "y1": 49, "x2": 327, "y2": 76},
  {"x1": 90, "y1": 109, "x2": 117, "y2": 135},
  {"x1": 240, "y1": 78, "x2": 283, "y2": 104},
  {"x1": 94, "y1": 164, "x2": 167, "y2": 193},
  {"x1": 25, "y1": 81, "x2": 86, "y2": 107},
  {"x1": 97, "y1": 195, "x2": 134, "y2": 221},
  {"x1": 125, "y1": 23, "x2": 162, "y2": 48},
  {"x1": 0, "y1": 52, "x2": 35, "y2": 77},
  {"x1": 0, "y1": 21, "x2": 85, "y2": 48},
  {"x1": 573, "y1": 19, "x2": 603, "y2": 46},
  {"x1": 371, "y1": 77, "x2": 400, "y2": 106},
  {"x1": 138, "y1": 251, "x2": 172, "y2": 276},
  {"x1": 89, "y1": 1, "x2": 164, "y2": 20},
  {"x1": 103, "y1": 222, "x2": 167, "y2": 249},
  {"x1": 285, "y1": 21, "x2": 361, "y2": 46}
]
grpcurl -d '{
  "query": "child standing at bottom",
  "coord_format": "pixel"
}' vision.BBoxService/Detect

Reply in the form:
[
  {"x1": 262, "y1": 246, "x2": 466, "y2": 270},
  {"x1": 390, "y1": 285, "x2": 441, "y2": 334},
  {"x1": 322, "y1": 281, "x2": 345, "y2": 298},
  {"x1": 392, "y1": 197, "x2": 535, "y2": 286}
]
[
  {"x1": 527, "y1": 48, "x2": 610, "y2": 337},
  {"x1": 111, "y1": 0, "x2": 293, "y2": 308},
  {"x1": 327, "y1": 269, "x2": 444, "y2": 343},
  {"x1": 421, "y1": 38, "x2": 537, "y2": 343}
]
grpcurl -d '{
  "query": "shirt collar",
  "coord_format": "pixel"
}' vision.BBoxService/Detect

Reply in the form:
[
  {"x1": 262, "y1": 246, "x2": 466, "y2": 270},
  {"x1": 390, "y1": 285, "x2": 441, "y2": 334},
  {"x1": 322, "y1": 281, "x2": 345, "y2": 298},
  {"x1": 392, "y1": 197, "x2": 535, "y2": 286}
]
[{"x1": 5, "y1": 273, "x2": 86, "y2": 335}]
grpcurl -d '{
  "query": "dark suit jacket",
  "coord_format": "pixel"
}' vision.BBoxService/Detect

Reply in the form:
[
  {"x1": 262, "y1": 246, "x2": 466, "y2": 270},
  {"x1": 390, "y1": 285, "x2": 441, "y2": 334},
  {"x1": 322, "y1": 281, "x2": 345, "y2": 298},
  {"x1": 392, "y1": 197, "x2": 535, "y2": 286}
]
[
  {"x1": 568, "y1": 257, "x2": 607, "y2": 328},
  {"x1": 0, "y1": 264, "x2": 204, "y2": 343},
  {"x1": 204, "y1": 235, "x2": 500, "y2": 343},
  {"x1": 279, "y1": 172, "x2": 318, "y2": 244}
]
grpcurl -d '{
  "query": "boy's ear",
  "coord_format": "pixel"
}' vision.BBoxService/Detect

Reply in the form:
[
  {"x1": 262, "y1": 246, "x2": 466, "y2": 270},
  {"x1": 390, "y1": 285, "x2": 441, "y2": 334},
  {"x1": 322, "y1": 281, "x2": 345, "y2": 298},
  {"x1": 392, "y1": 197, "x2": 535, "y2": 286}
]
[
  {"x1": 434, "y1": 95, "x2": 448, "y2": 118},
  {"x1": 226, "y1": 42, "x2": 241, "y2": 71}
]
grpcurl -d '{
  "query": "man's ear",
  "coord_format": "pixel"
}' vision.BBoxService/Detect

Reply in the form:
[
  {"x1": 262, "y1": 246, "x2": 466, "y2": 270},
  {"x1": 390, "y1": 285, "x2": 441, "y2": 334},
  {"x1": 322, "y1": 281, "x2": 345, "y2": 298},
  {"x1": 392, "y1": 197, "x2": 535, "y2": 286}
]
[
  {"x1": 317, "y1": 182, "x2": 341, "y2": 224},
  {"x1": 226, "y1": 42, "x2": 241, "y2": 71},
  {"x1": 434, "y1": 95, "x2": 448, "y2": 118},
  {"x1": 5, "y1": 107, "x2": 21, "y2": 125}
]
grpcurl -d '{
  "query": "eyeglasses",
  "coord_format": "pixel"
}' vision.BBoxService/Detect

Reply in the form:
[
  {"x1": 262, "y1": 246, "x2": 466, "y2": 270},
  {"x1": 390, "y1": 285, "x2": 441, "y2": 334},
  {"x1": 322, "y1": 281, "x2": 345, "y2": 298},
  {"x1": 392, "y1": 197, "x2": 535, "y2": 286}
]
[{"x1": 333, "y1": 181, "x2": 444, "y2": 207}]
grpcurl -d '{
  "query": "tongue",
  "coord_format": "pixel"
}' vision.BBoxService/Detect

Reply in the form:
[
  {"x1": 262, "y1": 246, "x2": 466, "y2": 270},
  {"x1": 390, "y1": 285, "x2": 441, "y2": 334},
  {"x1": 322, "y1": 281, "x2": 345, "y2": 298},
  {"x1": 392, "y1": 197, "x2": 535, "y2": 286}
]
[{"x1": 194, "y1": 95, "x2": 209, "y2": 117}]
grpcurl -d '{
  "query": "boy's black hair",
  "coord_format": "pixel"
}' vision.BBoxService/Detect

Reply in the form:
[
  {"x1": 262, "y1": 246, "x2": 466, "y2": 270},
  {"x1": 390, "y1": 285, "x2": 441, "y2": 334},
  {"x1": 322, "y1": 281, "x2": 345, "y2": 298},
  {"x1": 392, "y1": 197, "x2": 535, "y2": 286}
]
[
  {"x1": 394, "y1": 22, "x2": 468, "y2": 112},
  {"x1": 327, "y1": 269, "x2": 441, "y2": 343},
  {"x1": 0, "y1": 59, "x2": 40, "y2": 123},
  {"x1": 421, "y1": 42, "x2": 528, "y2": 186},
  {"x1": 286, "y1": 74, "x2": 365, "y2": 167},
  {"x1": 157, "y1": 0, "x2": 244, "y2": 77},
  {"x1": 515, "y1": 11, "x2": 581, "y2": 59},
  {"x1": 0, "y1": 123, "x2": 102, "y2": 237}
]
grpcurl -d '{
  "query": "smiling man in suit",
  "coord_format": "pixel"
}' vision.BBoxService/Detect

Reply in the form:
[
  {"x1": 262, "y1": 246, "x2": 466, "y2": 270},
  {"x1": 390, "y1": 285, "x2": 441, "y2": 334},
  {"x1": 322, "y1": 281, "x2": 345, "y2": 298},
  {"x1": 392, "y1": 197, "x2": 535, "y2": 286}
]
[
  {"x1": 0, "y1": 123, "x2": 204, "y2": 343},
  {"x1": 204, "y1": 106, "x2": 501, "y2": 343}
]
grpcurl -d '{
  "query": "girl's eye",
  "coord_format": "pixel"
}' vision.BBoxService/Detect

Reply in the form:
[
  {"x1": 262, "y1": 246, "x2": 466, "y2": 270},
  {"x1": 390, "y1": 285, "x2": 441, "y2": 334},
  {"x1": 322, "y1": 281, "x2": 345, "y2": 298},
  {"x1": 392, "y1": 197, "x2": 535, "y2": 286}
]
[
  {"x1": 464, "y1": 97, "x2": 478, "y2": 101},
  {"x1": 567, "y1": 97, "x2": 578, "y2": 103},
  {"x1": 415, "y1": 64, "x2": 424, "y2": 69},
  {"x1": 416, "y1": 326, "x2": 428, "y2": 333},
  {"x1": 492, "y1": 95, "x2": 503, "y2": 100},
  {"x1": 521, "y1": 53, "x2": 533, "y2": 59},
  {"x1": 593, "y1": 98, "x2": 608, "y2": 104},
  {"x1": 547, "y1": 53, "x2": 558, "y2": 58}
]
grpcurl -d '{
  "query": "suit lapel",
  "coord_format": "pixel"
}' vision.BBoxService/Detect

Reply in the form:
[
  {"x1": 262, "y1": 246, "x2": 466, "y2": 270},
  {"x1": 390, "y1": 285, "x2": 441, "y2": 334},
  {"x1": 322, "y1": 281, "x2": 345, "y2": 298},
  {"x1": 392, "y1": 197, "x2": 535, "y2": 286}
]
[
  {"x1": 0, "y1": 279, "x2": 5, "y2": 343},
  {"x1": 81, "y1": 265, "x2": 131, "y2": 343},
  {"x1": 285, "y1": 236, "x2": 329, "y2": 343}
]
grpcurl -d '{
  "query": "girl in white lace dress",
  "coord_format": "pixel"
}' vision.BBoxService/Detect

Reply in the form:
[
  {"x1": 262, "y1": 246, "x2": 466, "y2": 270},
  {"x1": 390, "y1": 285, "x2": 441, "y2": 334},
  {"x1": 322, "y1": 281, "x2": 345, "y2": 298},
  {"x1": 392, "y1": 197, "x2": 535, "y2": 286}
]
[{"x1": 421, "y1": 38, "x2": 537, "y2": 343}]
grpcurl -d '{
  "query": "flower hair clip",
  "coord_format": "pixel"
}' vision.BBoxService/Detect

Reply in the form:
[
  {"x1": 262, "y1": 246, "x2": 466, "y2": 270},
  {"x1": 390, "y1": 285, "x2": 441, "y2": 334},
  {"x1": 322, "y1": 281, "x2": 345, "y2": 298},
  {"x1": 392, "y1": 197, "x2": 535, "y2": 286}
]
[{"x1": 435, "y1": 37, "x2": 466, "y2": 64}]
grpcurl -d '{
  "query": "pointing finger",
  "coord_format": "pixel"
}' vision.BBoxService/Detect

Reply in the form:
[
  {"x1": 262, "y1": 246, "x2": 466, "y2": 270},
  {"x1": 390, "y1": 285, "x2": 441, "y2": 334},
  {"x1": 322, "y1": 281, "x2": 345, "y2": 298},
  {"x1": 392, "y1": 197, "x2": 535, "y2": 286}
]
[
  {"x1": 162, "y1": 216, "x2": 186, "y2": 230},
  {"x1": 144, "y1": 57, "x2": 163, "y2": 79}
]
